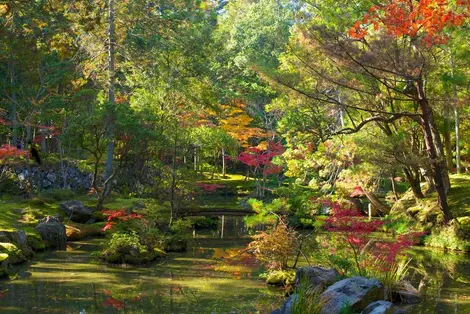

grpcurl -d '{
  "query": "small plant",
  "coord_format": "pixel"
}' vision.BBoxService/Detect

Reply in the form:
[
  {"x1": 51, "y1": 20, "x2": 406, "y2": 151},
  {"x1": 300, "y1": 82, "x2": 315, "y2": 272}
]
[
  {"x1": 290, "y1": 277, "x2": 325, "y2": 314},
  {"x1": 248, "y1": 219, "x2": 296, "y2": 270}
]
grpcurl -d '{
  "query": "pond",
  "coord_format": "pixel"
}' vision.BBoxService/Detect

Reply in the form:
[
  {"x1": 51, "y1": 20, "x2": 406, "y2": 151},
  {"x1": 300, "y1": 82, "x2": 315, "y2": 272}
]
[{"x1": 1, "y1": 216, "x2": 470, "y2": 314}]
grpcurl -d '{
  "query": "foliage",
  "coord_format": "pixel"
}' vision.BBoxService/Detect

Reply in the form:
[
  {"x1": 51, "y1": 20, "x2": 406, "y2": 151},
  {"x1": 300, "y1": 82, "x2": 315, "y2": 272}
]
[
  {"x1": 290, "y1": 277, "x2": 325, "y2": 314},
  {"x1": 99, "y1": 231, "x2": 165, "y2": 265},
  {"x1": 248, "y1": 219, "x2": 296, "y2": 270}
]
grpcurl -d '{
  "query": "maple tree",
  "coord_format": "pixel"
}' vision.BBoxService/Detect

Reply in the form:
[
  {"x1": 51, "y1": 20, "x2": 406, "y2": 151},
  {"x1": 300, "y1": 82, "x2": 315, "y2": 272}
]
[{"x1": 238, "y1": 141, "x2": 285, "y2": 198}]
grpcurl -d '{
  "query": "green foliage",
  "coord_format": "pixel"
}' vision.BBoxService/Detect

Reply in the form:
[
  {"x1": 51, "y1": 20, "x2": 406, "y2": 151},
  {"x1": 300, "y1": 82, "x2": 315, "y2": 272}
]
[
  {"x1": 100, "y1": 231, "x2": 165, "y2": 265},
  {"x1": 262, "y1": 269, "x2": 296, "y2": 286},
  {"x1": 290, "y1": 277, "x2": 325, "y2": 314}
]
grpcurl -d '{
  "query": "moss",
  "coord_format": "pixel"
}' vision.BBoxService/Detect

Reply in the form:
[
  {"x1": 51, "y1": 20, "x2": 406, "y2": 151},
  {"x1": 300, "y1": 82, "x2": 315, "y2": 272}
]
[
  {"x1": 0, "y1": 253, "x2": 8, "y2": 278},
  {"x1": 27, "y1": 233, "x2": 46, "y2": 251},
  {"x1": 424, "y1": 220, "x2": 470, "y2": 252},
  {"x1": 265, "y1": 269, "x2": 296, "y2": 286},
  {"x1": 99, "y1": 232, "x2": 165, "y2": 265},
  {"x1": 0, "y1": 242, "x2": 26, "y2": 264}
]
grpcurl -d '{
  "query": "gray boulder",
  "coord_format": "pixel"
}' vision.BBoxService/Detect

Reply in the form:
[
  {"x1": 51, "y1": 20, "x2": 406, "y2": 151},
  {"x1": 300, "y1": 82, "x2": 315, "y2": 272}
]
[
  {"x1": 320, "y1": 276, "x2": 384, "y2": 314},
  {"x1": 295, "y1": 266, "x2": 340, "y2": 290},
  {"x1": 59, "y1": 200, "x2": 93, "y2": 223},
  {"x1": 362, "y1": 301, "x2": 396, "y2": 314},
  {"x1": 0, "y1": 230, "x2": 34, "y2": 259},
  {"x1": 35, "y1": 216, "x2": 67, "y2": 250}
]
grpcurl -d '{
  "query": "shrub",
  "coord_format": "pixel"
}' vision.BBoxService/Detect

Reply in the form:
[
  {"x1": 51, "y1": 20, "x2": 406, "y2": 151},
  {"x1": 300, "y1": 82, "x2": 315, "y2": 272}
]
[
  {"x1": 248, "y1": 219, "x2": 296, "y2": 270},
  {"x1": 100, "y1": 231, "x2": 164, "y2": 264},
  {"x1": 263, "y1": 269, "x2": 296, "y2": 286}
]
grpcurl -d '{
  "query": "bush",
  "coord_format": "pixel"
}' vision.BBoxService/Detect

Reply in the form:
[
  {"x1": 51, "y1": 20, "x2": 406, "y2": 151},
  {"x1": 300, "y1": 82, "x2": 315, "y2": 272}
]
[
  {"x1": 100, "y1": 231, "x2": 165, "y2": 265},
  {"x1": 164, "y1": 219, "x2": 192, "y2": 252},
  {"x1": 248, "y1": 220, "x2": 296, "y2": 270},
  {"x1": 263, "y1": 269, "x2": 296, "y2": 286}
]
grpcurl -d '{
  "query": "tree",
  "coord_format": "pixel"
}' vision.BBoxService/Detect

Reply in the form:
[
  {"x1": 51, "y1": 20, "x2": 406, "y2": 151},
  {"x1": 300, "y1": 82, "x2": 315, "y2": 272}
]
[{"x1": 264, "y1": 0, "x2": 470, "y2": 222}]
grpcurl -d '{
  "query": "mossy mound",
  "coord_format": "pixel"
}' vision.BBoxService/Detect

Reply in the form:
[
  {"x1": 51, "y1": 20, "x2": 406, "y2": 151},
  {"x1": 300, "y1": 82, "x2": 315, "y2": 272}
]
[
  {"x1": 0, "y1": 242, "x2": 27, "y2": 265},
  {"x1": 424, "y1": 219, "x2": 470, "y2": 251},
  {"x1": 390, "y1": 174, "x2": 470, "y2": 251},
  {"x1": 99, "y1": 232, "x2": 165, "y2": 265},
  {"x1": 265, "y1": 269, "x2": 296, "y2": 286},
  {"x1": 0, "y1": 253, "x2": 8, "y2": 278},
  {"x1": 27, "y1": 233, "x2": 46, "y2": 251}
]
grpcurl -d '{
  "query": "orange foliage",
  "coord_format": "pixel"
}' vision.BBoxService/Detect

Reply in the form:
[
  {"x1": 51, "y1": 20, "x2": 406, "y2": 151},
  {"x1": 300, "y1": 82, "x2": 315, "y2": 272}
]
[{"x1": 349, "y1": 0, "x2": 470, "y2": 46}]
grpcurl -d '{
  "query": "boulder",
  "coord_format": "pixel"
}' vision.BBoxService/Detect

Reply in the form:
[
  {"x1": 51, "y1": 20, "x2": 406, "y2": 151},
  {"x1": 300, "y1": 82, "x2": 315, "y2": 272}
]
[
  {"x1": 35, "y1": 216, "x2": 67, "y2": 250},
  {"x1": 0, "y1": 230, "x2": 34, "y2": 259},
  {"x1": 320, "y1": 276, "x2": 384, "y2": 314},
  {"x1": 66, "y1": 222, "x2": 103, "y2": 241},
  {"x1": 393, "y1": 280, "x2": 420, "y2": 304},
  {"x1": 0, "y1": 253, "x2": 8, "y2": 278},
  {"x1": 295, "y1": 266, "x2": 341, "y2": 290},
  {"x1": 362, "y1": 301, "x2": 396, "y2": 314},
  {"x1": 59, "y1": 201, "x2": 93, "y2": 223},
  {"x1": 0, "y1": 242, "x2": 27, "y2": 264}
]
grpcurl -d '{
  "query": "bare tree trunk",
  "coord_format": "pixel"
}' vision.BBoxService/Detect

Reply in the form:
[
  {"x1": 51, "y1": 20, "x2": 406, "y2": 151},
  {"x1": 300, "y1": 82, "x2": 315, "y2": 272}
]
[
  {"x1": 221, "y1": 147, "x2": 226, "y2": 177},
  {"x1": 363, "y1": 188, "x2": 390, "y2": 215},
  {"x1": 443, "y1": 105, "x2": 452, "y2": 171},
  {"x1": 416, "y1": 79, "x2": 451, "y2": 223},
  {"x1": 390, "y1": 174, "x2": 399, "y2": 202},
  {"x1": 104, "y1": 0, "x2": 115, "y2": 194},
  {"x1": 404, "y1": 167, "x2": 424, "y2": 199},
  {"x1": 450, "y1": 49, "x2": 461, "y2": 174},
  {"x1": 9, "y1": 54, "x2": 18, "y2": 146}
]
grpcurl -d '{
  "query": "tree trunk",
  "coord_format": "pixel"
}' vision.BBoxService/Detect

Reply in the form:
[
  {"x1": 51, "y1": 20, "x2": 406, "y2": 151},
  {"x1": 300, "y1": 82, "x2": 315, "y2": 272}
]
[
  {"x1": 221, "y1": 147, "x2": 226, "y2": 177},
  {"x1": 416, "y1": 79, "x2": 452, "y2": 223},
  {"x1": 363, "y1": 188, "x2": 390, "y2": 215},
  {"x1": 9, "y1": 54, "x2": 18, "y2": 146},
  {"x1": 390, "y1": 174, "x2": 399, "y2": 202},
  {"x1": 404, "y1": 166, "x2": 424, "y2": 199},
  {"x1": 443, "y1": 105, "x2": 453, "y2": 171},
  {"x1": 104, "y1": 0, "x2": 115, "y2": 194},
  {"x1": 450, "y1": 49, "x2": 461, "y2": 174}
]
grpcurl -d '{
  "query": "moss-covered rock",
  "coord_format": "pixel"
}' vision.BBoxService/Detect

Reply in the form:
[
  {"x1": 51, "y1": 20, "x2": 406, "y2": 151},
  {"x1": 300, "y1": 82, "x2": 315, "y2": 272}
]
[
  {"x1": 0, "y1": 242, "x2": 27, "y2": 265},
  {"x1": 27, "y1": 233, "x2": 46, "y2": 251},
  {"x1": 0, "y1": 253, "x2": 9, "y2": 278}
]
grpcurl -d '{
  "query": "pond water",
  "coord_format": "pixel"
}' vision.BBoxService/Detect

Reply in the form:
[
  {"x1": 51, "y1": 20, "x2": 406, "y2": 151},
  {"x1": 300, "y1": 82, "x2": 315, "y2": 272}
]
[{"x1": 1, "y1": 216, "x2": 470, "y2": 314}]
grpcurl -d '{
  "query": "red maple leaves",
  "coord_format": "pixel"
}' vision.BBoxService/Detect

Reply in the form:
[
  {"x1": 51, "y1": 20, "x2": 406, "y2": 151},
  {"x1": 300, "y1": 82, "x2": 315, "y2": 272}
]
[
  {"x1": 100, "y1": 208, "x2": 143, "y2": 231},
  {"x1": 349, "y1": 0, "x2": 470, "y2": 46},
  {"x1": 238, "y1": 141, "x2": 285, "y2": 175},
  {"x1": 0, "y1": 144, "x2": 27, "y2": 159}
]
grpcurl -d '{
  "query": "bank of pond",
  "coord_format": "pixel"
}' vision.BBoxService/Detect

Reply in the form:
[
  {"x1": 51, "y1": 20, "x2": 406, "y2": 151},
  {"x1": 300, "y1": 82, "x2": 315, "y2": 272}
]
[{"x1": 0, "y1": 215, "x2": 469, "y2": 314}]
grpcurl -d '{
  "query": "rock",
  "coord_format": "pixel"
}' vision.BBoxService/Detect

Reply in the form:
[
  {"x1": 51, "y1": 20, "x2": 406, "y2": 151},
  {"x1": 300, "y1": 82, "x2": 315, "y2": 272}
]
[
  {"x1": 0, "y1": 230, "x2": 34, "y2": 259},
  {"x1": 393, "y1": 280, "x2": 420, "y2": 304},
  {"x1": 362, "y1": 301, "x2": 396, "y2": 314},
  {"x1": 0, "y1": 242, "x2": 27, "y2": 264},
  {"x1": 320, "y1": 276, "x2": 384, "y2": 314},
  {"x1": 59, "y1": 200, "x2": 93, "y2": 223},
  {"x1": 0, "y1": 253, "x2": 8, "y2": 278},
  {"x1": 35, "y1": 216, "x2": 67, "y2": 250},
  {"x1": 295, "y1": 266, "x2": 341, "y2": 290},
  {"x1": 66, "y1": 222, "x2": 103, "y2": 241}
]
